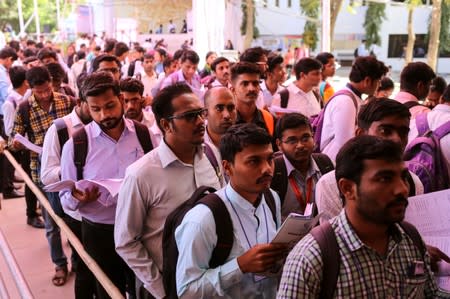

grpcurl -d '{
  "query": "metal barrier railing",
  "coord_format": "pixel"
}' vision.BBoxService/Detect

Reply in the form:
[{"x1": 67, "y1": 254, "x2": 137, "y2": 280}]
[
  {"x1": 0, "y1": 267, "x2": 11, "y2": 299},
  {"x1": 0, "y1": 138, "x2": 124, "y2": 299}
]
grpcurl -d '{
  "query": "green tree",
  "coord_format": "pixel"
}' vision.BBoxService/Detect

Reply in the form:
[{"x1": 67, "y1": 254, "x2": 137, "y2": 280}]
[
  {"x1": 363, "y1": 3, "x2": 386, "y2": 47},
  {"x1": 404, "y1": 0, "x2": 422, "y2": 65},
  {"x1": 241, "y1": 0, "x2": 259, "y2": 48},
  {"x1": 300, "y1": 0, "x2": 319, "y2": 51}
]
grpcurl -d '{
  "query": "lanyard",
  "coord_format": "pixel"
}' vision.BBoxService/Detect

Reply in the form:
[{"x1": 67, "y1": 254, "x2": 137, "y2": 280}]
[
  {"x1": 224, "y1": 189, "x2": 269, "y2": 250},
  {"x1": 288, "y1": 175, "x2": 313, "y2": 211}
]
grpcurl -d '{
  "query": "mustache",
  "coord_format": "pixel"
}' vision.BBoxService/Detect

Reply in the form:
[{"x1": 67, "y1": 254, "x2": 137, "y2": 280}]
[
  {"x1": 193, "y1": 125, "x2": 205, "y2": 134},
  {"x1": 386, "y1": 196, "x2": 408, "y2": 208},
  {"x1": 256, "y1": 174, "x2": 273, "y2": 184},
  {"x1": 246, "y1": 92, "x2": 258, "y2": 97}
]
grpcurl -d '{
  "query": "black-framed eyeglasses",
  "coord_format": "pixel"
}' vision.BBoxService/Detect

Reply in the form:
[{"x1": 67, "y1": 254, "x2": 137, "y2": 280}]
[
  {"x1": 282, "y1": 135, "x2": 313, "y2": 145},
  {"x1": 168, "y1": 108, "x2": 208, "y2": 122}
]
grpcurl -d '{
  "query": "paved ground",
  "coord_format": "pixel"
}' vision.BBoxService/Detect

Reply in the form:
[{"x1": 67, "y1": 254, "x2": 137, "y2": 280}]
[{"x1": 0, "y1": 191, "x2": 74, "y2": 299}]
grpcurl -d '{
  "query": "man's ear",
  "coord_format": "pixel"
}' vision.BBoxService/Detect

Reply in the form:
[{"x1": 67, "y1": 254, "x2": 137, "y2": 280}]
[
  {"x1": 338, "y1": 178, "x2": 357, "y2": 203},
  {"x1": 222, "y1": 160, "x2": 233, "y2": 177},
  {"x1": 276, "y1": 138, "x2": 282, "y2": 149},
  {"x1": 355, "y1": 127, "x2": 365, "y2": 137},
  {"x1": 160, "y1": 118, "x2": 172, "y2": 135}
]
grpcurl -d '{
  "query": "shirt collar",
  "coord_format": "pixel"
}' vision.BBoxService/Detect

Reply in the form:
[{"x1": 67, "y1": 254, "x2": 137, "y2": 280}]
[
  {"x1": 236, "y1": 108, "x2": 265, "y2": 126},
  {"x1": 70, "y1": 108, "x2": 84, "y2": 129},
  {"x1": 283, "y1": 154, "x2": 320, "y2": 178},
  {"x1": 395, "y1": 91, "x2": 419, "y2": 103},
  {"x1": 225, "y1": 183, "x2": 260, "y2": 212},
  {"x1": 346, "y1": 83, "x2": 363, "y2": 99},
  {"x1": 157, "y1": 139, "x2": 205, "y2": 168}
]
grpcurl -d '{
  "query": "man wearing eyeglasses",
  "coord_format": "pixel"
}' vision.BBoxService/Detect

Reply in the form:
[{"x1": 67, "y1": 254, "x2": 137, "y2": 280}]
[
  {"x1": 92, "y1": 54, "x2": 122, "y2": 81},
  {"x1": 271, "y1": 113, "x2": 333, "y2": 220},
  {"x1": 115, "y1": 82, "x2": 222, "y2": 299}
]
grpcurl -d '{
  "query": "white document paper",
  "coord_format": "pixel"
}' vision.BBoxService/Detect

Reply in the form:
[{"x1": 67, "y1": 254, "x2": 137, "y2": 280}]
[
  {"x1": 14, "y1": 133, "x2": 42, "y2": 154},
  {"x1": 268, "y1": 105, "x2": 300, "y2": 117},
  {"x1": 404, "y1": 189, "x2": 450, "y2": 291},
  {"x1": 271, "y1": 212, "x2": 321, "y2": 247},
  {"x1": 44, "y1": 179, "x2": 123, "y2": 207}
]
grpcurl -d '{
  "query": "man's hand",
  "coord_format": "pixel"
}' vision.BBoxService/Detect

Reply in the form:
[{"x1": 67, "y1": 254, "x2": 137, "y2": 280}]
[
  {"x1": 237, "y1": 243, "x2": 287, "y2": 274},
  {"x1": 71, "y1": 186, "x2": 100, "y2": 203},
  {"x1": 427, "y1": 245, "x2": 450, "y2": 272},
  {"x1": 0, "y1": 137, "x2": 6, "y2": 153},
  {"x1": 12, "y1": 138, "x2": 25, "y2": 150}
]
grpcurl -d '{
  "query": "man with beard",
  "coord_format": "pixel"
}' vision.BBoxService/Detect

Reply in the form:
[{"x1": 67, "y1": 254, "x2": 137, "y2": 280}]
[
  {"x1": 278, "y1": 135, "x2": 447, "y2": 298},
  {"x1": 175, "y1": 123, "x2": 286, "y2": 298},
  {"x1": 271, "y1": 113, "x2": 333, "y2": 220},
  {"x1": 119, "y1": 77, "x2": 155, "y2": 129},
  {"x1": 60, "y1": 72, "x2": 152, "y2": 298},
  {"x1": 115, "y1": 83, "x2": 222, "y2": 299},
  {"x1": 209, "y1": 57, "x2": 231, "y2": 88},
  {"x1": 9, "y1": 66, "x2": 74, "y2": 286}
]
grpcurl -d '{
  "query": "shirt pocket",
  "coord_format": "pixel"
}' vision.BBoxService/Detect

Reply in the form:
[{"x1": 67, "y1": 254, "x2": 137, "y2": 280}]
[{"x1": 403, "y1": 275, "x2": 427, "y2": 299}]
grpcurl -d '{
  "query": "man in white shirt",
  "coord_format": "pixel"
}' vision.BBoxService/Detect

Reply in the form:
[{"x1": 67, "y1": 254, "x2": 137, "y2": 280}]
[
  {"x1": 138, "y1": 53, "x2": 158, "y2": 103},
  {"x1": 175, "y1": 123, "x2": 286, "y2": 298},
  {"x1": 316, "y1": 99, "x2": 424, "y2": 223},
  {"x1": 119, "y1": 78, "x2": 155, "y2": 128},
  {"x1": 271, "y1": 57, "x2": 321, "y2": 117},
  {"x1": 319, "y1": 56, "x2": 387, "y2": 161},
  {"x1": 408, "y1": 85, "x2": 450, "y2": 180},
  {"x1": 209, "y1": 57, "x2": 231, "y2": 88},
  {"x1": 40, "y1": 94, "x2": 94, "y2": 298},
  {"x1": 115, "y1": 83, "x2": 222, "y2": 299},
  {"x1": 260, "y1": 54, "x2": 286, "y2": 108}
]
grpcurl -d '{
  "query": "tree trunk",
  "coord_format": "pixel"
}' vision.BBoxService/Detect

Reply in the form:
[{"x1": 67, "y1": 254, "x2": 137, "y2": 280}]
[
  {"x1": 244, "y1": 0, "x2": 254, "y2": 49},
  {"x1": 330, "y1": 0, "x2": 344, "y2": 50},
  {"x1": 405, "y1": 7, "x2": 415, "y2": 65},
  {"x1": 427, "y1": 0, "x2": 442, "y2": 71}
]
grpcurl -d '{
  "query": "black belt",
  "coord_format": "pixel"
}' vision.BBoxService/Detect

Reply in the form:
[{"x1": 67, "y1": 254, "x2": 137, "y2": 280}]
[{"x1": 82, "y1": 217, "x2": 114, "y2": 231}]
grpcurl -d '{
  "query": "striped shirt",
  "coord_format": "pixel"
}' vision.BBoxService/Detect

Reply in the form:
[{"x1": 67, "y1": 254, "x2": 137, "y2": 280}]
[
  {"x1": 10, "y1": 92, "x2": 73, "y2": 183},
  {"x1": 277, "y1": 210, "x2": 448, "y2": 299}
]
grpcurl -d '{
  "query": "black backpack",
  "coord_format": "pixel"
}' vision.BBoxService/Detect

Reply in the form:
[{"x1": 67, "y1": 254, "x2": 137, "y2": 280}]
[
  {"x1": 310, "y1": 221, "x2": 426, "y2": 299},
  {"x1": 271, "y1": 152, "x2": 334, "y2": 206},
  {"x1": 162, "y1": 186, "x2": 277, "y2": 299},
  {"x1": 72, "y1": 120, "x2": 153, "y2": 180}
]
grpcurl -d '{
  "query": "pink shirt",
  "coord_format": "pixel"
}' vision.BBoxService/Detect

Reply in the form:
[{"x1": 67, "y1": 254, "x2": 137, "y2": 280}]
[{"x1": 394, "y1": 91, "x2": 430, "y2": 119}]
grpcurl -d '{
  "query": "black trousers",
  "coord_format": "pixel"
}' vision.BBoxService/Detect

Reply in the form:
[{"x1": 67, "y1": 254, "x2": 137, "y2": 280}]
[
  {"x1": 18, "y1": 150, "x2": 38, "y2": 217},
  {"x1": 81, "y1": 218, "x2": 135, "y2": 299}
]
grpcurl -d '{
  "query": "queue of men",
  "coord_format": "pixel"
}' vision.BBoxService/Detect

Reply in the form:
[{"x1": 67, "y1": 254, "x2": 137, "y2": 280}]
[{"x1": 0, "y1": 37, "x2": 449, "y2": 299}]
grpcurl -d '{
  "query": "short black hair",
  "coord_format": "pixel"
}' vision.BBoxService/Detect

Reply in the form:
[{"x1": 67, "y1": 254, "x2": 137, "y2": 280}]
[
  {"x1": 119, "y1": 77, "x2": 144, "y2": 96},
  {"x1": 0, "y1": 47, "x2": 18, "y2": 60},
  {"x1": 104, "y1": 38, "x2": 117, "y2": 53},
  {"x1": 26, "y1": 66, "x2": 51, "y2": 87},
  {"x1": 400, "y1": 62, "x2": 435, "y2": 92},
  {"x1": 23, "y1": 48, "x2": 36, "y2": 58},
  {"x1": 294, "y1": 58, "x2": 322, "y2": 80},
  {"x1": 275, "y1": 113, "x2": 312, "y2": 139},
  {"x1": 180, "y1": 50, "x2": 199, "y2": 64},
  {"x1": 9, "y1": 66, "x2": 27, "y2": 89},
  {"x1": 9, "y1": 40, "x2": 20, "y2": 52},
  {"x1": 114, "y1": 42, "x2": 129, "y2": 57},
  {"x1": 152, "y1": 83, "x2": 193, "y2": 132},
  {"x1": 430, "y1": 76, "x2": 447, "y2": 94},
  {"x1": 315, "y1": 52, "x2": 334, "y2": 65},
  {"x1": 335, "y1": 135, "x2": 404, "y2": 186},
  {"x1": 173, "y1": 49, "x2": 185, "y2": 61},
  {"x1": 156, "y1": 48, "x2": 167, "y2": 59},
  {"x1": 143, "y1": 53, "x2": 154, "y2": 60},
  {"x1": 230, "y1": 62, "x2": 260, "y2": 82},
  {"x1": 46, "y1": 62, "x2": 66, "y2": 83},
  {"x1": 220, "y1": 123, "x2": 272, "y2": 163},
  {"x1": 76, "y1": 50, "x2": 86, "y2": 60},
  {"x1": 239, "y1": 47, "x2": 267, "y2": 63},
  {"x1": 26, "y1": 40, "x2": 36, "y2": 46},
  {"x1": 357, "y1": 99, "x2": 411, "y2": 131},
  {"x1": 163, "y1": 57, "x2": 175, "y2": 70},
  {"x1": 349, "y1": 56, "x2": 388, "y2": 83},
  {"x1": 92, "y1": 54, "x2": 121, "y2": 72},
  {"x1": 81, "y1": 71, "x2": 120, "y2": 102},
  {"x1": 211, "y1": 57, "x2": 229, "y2": 72},
  {"x1": 378, "y1": 77, "x2": 394, "y2": 92},
  {"x1": 441, "y1": 84, "x2": 450, "y2": 103},
  {"x1": 267, "y1": 54, "x2": 284, "y2": 73},
  {"x1": 23, "y1": 56, "x2": 38, "y2": 65},
  {"x1": 37, "y1": 48, "x2": 57, "y2": 62}
]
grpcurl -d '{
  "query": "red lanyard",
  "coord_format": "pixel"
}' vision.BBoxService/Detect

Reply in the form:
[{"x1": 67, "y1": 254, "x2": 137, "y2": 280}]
[{"x1": 288, "y1": 175, "x2": 313, "y2": 210}]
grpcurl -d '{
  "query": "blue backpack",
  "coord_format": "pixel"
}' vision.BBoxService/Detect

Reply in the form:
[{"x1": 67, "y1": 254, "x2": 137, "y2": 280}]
[{"x1": 404, "y1": 113, "x2": 450, "y2": 193}]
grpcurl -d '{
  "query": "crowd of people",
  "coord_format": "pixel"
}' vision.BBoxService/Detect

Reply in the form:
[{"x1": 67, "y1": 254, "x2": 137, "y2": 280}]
[{"x1": 0, "y1": 32, "x2": 449, "y2": 299}]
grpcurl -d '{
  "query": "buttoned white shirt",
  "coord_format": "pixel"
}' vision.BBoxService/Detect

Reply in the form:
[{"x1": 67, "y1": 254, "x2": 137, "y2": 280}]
[
  {"x1": 140, "y1": 71, "x2": 158, "y2": 98},
  {"x1": 260, "y1": 80, "x2": 284, "y2": 108},
  {"x1": 271, "y1": 82, "x2": 321, "y2": 117},
  {"x1": 175, "y1": 184, "x2": 281, "y2": 298},
  {"x1": 2, "y1": 89, "x2": 31, "y2": 137},
  {"x1": 114, "y1": 140, "x2": 222, "y2": 299}
]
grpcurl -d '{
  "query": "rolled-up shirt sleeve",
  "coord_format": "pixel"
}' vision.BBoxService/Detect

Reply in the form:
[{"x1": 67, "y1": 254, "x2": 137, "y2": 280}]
[
  {"x1": 59, "y1": 138, "x2": 81, "y2": 211},
  {"x1": 114, "y1": 170, "x2": 166, "y2": 299},
  {"x1": 175, "y1": 205, "x2": 243, "y2": 298},
  {"x1": 41, "y1": 124, "x2": 62, "y2": 185}
]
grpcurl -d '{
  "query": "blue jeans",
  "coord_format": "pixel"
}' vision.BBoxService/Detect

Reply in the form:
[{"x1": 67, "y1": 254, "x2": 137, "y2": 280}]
[{"x1": 42, "y1": 191, "x2": 67, "y2": 268}]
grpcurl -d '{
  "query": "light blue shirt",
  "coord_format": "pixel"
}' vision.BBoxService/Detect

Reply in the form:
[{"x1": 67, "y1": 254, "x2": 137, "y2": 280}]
[
  {"x1": 175, "y1": 184, "x2": 281, "y2": 299},
  {"x1": 59, "y1": 118, "x2": 146, "y2": 224},
  {"x1": 0, "y1": 64, "x2": 11, "y2": 115}
]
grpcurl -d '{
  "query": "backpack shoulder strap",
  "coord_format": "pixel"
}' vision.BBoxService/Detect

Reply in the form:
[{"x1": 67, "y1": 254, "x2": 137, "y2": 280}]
[
  {"x1": 263, "y1": 189, "x2": 278, "y2": 224},
  {"x1": 132, "y1": 120, "x2": 153, "y2": 154},
  {"x1": 279, "y1": 89, "x2": 290, "y2": 108},
  {"x1": 310, "y1": 221, "x2": 340, "y2": 299},
  {"x1": 312, "y1": 89, "x2": 324, "y2": 109},
  {"x1": 53, "y1": 118, "x2": 69, "y2": 153},
  {"x1": 72, "y1": 127, "x2": 88, "y2": 181},
  {"x1": 432, "y1": 119, "x2": 450, "y2": 140},
  {"x1": 415, "y1": 113, "x2": 430, "y2": 137},
  {"x1": 325, "y1": 89, "x2": 358, "y2": 110},
  {"x1": 405, "y1": 171, "x2": 416, "y2": 197},
  {"x1": 271, "y1": 154, "x2": 288, "y2": 205},
  {"x1": 399, "y1": 221, "x2": 426, "y2": 258},
  {"x1": 260, "y1": 109, "x2": 275, "y2": 136},
  {"x1": 312, "y1": 153, "x2": 334, "y2": 175},
  {"x1": 204, "y1": 143, "x2": 222, "y2": 181},
  {"x1": 404, "y1": 101, "x2": 423, "y2": 110},
  {"x1": 198, "y1": 193, "x2": 234, "y2": 268}
]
